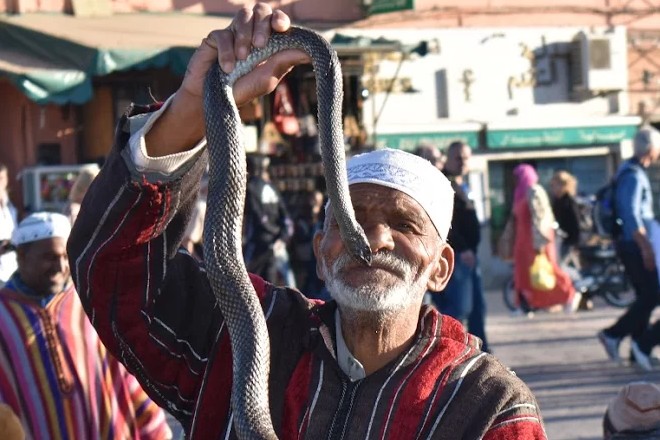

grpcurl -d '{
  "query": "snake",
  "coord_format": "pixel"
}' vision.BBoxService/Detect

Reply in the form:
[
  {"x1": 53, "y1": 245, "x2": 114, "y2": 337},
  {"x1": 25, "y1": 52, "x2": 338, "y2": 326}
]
[{"x1": 202, "y1": 26, "x2": 372, "y2": 439}]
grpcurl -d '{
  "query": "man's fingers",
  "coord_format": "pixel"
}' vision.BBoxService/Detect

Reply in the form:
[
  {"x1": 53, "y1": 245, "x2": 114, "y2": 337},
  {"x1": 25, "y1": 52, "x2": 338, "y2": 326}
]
[
  {"x1": 231, "y1": 7, "x2": 255, "y2": 61},
  {"x1": 207, "y1": 29, "x2": 236, "y2": 73},
  {"x1": 252, "y1": 3, "x2": 274, "y2": 48},
  {"x1": 271, "y1": 9, "x2": 290, "y2": 33}
]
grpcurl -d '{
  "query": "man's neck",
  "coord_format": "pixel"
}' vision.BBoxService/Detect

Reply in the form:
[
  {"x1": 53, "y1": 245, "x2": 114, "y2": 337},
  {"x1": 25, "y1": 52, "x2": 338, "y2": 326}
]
[{"x1": 338, "y1": 305, "x2": 420, "y2": 375}]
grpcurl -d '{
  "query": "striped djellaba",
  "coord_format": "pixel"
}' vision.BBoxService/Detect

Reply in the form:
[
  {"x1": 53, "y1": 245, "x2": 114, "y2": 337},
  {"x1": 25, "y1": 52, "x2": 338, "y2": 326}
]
[
  {"x1": 0, "y1": 279, "x2": 171, "y2": 439},
  {"x1": 66, "y1": 104, "x2": 547, "y2": 440}
]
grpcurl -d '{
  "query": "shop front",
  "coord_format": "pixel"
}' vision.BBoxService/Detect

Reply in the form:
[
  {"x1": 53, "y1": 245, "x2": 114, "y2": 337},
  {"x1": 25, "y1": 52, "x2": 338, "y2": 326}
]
[
  {"x1": 481, "y1": 117, "x2": 641, "y2": 258},
  {"x1": 374, "y1": 123, "x2": 481, "y2": 151}
]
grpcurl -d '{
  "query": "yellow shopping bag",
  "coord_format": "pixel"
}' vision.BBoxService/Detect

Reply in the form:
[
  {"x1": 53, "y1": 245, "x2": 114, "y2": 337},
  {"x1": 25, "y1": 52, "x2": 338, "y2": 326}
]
[{"x1": 530, "y1": 253, "x2": 556, "y2": 291}]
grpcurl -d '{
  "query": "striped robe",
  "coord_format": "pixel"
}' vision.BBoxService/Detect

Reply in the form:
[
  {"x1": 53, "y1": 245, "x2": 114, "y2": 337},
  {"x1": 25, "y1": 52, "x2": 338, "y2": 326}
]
[
  {"x1": 0, "y1": 280, "x2": 171, "y2": 439},
  {"x1": 66, "y1": 105, "x2": 547, "y2": 440}
]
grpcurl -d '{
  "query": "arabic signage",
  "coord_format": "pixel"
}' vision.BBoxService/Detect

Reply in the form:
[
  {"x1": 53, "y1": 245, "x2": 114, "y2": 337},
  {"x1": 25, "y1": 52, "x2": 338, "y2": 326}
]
[
  {"x1": 376, "y1": 131, "x2": 479, "y2": 151},
  {"x1": 487, "y1": 125, "x2": 638, "y2": 148}
]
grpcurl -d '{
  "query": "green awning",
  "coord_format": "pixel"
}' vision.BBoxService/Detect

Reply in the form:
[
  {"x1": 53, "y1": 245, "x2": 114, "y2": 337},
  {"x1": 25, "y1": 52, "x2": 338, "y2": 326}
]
[
  {"x1": 1, "y1": 13, "x2": 410, "y2": 105},
  {"x1": 0, "y1": 13, "x2": 228, "y2": 104},
  {"x1": 486, "y1": 123, "x2": 639, "y2": 149}
]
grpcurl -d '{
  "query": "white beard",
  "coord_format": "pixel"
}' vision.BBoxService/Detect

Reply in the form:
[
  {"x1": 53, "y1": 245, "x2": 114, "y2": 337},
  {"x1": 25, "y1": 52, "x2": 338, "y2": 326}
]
[{"x1": 321, "y1": 251, "x2": 430, "y2": 313}]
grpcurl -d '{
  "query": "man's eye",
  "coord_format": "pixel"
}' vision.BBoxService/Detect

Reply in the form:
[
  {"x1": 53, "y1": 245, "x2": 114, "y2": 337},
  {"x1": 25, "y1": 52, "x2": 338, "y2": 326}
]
[{"x1": 396, "y1": 222, "x2": 415, "y2": 231}]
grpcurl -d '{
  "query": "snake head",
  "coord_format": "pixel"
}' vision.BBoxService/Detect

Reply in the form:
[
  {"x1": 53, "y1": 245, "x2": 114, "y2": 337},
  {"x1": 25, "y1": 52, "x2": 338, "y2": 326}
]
[{"x1": 347, "y1": 228, "x2": 372, "y2": 266}]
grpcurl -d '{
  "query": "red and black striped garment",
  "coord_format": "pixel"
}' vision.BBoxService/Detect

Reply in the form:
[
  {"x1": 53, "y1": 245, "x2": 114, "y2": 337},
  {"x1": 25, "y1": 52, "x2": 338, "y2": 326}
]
[{"x1": 67, "y1": 106, "x2": 546, "y2": 440}]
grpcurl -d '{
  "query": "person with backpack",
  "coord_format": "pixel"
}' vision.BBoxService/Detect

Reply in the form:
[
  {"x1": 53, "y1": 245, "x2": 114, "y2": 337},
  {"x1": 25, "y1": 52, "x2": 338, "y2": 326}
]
[{"x1": 598, "y1": 126, "x2": 660, "y2": 369}]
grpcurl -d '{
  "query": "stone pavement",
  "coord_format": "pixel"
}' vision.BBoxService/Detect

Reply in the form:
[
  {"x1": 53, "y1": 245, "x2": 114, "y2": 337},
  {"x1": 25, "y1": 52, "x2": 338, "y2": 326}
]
[{"x1": 485, "y1": 289, "x2": 660, "y2": 440}]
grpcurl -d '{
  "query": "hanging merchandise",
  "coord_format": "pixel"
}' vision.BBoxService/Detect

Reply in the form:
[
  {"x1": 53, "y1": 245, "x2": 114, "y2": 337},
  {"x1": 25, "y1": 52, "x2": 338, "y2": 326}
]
[{"x1": 273, "y1": 81, "x2": 300, "y2": 136}]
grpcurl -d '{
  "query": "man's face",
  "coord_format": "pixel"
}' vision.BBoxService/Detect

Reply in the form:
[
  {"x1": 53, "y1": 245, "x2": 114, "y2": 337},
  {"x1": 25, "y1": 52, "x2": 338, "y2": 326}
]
[
  {"x1": 445, "y1": 145, "x2": 471, "y2": 177},
  {"x1": 17, "y1": 237, "x2": 70, "y2": 297},
  {"x1": 313, "y1": 184, "x2": 452, "y2": 313}
]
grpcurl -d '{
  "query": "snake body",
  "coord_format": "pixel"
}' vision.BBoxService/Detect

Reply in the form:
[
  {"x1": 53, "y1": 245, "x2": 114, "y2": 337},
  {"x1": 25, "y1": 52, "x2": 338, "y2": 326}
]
[{"x1": 202, "y1": 27, "x2": 372, "y2": 439}]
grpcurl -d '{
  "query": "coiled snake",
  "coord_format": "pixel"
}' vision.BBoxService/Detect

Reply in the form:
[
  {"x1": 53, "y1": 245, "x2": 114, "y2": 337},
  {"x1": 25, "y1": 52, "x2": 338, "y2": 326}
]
[{"x1": 202, "y1": 27, "x2": 372, "y2": 439}]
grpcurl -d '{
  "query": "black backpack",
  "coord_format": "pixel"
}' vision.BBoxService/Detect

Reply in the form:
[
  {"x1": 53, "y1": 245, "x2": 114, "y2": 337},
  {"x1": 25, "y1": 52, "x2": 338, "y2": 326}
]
[{"x1": 593, "y1": 167, "x2": 634, "y2": 237}]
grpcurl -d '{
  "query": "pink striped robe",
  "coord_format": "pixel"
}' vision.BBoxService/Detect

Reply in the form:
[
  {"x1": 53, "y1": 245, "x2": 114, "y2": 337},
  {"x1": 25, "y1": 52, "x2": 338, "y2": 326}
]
[{"x1": 0, "y1": 282, "x2": 171, "y2": 439}]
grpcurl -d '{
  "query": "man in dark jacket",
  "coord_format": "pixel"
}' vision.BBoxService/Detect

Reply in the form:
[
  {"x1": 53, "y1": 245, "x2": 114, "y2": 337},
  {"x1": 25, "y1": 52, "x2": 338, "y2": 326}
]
[
  {"x1": 435, "y1": 141, "x2": 489, "y2": 352},
  {"x1": 66, "y1": 4, "x2": 545, "y2": 438},
  {"x1": 244, "y1": 154, "x2": 294, "y2": 285}
]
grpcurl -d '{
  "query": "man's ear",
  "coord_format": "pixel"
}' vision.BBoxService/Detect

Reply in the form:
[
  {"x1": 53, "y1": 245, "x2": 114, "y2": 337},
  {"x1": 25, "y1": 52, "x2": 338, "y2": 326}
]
[
  {"x1": 427, "y1": 243, "x2": 454, "y2": 292},
  {"x1": 312, "y1": 230, "x2": 325, "y2": 281}
]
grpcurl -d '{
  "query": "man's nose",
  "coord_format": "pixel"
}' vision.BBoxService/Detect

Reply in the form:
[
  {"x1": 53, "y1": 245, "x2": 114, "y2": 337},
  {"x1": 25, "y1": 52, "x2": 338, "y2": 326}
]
[{"x1": 364, "y1": 223, "x2": 395, "y2": 253}]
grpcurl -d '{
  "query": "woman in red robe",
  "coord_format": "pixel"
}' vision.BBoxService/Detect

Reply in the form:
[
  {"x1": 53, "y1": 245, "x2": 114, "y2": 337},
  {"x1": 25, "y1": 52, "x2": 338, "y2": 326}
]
[{"x1": 512, "y1": 164, "x2": 578, "y2": 311}]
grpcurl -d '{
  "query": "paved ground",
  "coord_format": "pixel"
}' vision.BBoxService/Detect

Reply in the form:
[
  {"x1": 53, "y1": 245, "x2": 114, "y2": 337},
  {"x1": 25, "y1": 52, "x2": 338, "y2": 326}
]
[
  {"x1": 486, "y1": 289, "x2": 660, "y2": 440},
  {"x1": 167, "y1": 290, "x2": 660, "y2": 439}
]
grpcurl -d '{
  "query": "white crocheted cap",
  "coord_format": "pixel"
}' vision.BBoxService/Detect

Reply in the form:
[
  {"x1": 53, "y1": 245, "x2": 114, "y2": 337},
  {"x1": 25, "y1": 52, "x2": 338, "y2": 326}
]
[
  {"x1": 11, "y1": 212, "x2": 71, "y2": 246},
  {"x1": 346, "y1": 148, "x2": 454, "y2": 241}
]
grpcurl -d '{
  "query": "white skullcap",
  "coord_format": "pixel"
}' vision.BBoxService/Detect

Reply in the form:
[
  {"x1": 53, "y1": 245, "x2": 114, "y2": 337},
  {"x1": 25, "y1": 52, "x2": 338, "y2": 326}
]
[
  {"x1": 346, "y1": 148, "x2": 454, "y2": 240},
  {"x1": 11, "y1": 212, "x2": 71, "y2": 246}
]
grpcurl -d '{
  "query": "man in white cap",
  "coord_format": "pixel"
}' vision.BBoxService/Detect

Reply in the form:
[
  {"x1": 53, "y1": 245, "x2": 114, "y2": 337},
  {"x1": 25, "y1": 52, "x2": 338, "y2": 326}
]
[
  {"x1": 67, "y1": 4, "x2": 545, "y2": 439},
  {"x1": 0, "y1": 212, "x2": 172, "y2": 439}
]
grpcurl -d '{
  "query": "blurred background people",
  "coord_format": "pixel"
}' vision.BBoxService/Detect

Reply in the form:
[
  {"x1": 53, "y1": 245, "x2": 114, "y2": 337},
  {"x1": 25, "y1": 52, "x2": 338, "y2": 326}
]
[
  {"x1": 63, "y1": 165, "x2": 99, "y2": 225},
  {"x1": 598, "y1": 127, "x2": 660, "y2": 369},
  {"x1": 1, "y1": 212, "x2": 171, "y2": 439},
  {"x1": 550, "y1": 170, "x2": 582, "y2": 264},
  {"x1": 290, "y1": 189, "x2": 326, "y2": 297},
  {"x1": 413, "y1": 142, "x2": 446, "y2": 171},
  {"x1": 0, "y1": 163, "x2": 18, "y2": 285},
  {"x1": 434, "y1": 141, "x2": 490, "y2": 352},
  {"x1": 511, "y1": 164, "x2": 579, "y2": 314},
  {"x1": 243, "y1": 154, "x2": 296, "y2": 286}
]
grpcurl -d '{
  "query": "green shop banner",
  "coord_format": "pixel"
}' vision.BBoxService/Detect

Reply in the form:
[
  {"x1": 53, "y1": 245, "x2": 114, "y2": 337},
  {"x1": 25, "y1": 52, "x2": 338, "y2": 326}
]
[
  {"x1": 376, "y1": 131, "x2": 479, "y2": 151},
  {"x1": 487, "y1": 125, "x2": 638, "y2": 149},
  {"x1": 368, "y1": 0, "x2": 414, "y2": 15}
]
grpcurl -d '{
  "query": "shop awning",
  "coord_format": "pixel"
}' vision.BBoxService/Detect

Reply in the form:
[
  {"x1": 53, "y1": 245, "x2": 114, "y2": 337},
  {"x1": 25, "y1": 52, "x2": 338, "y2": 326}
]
[
  {"x1": 486, "y1": 116, "x2": 642, "y2": 149},
  {"x1": 374, "y1": 123, "x2": 482, "y2": 150},
  {"x1": 0, "y1": 13, "x2": 410, "y2": 105},
  {"x1": 0, "y1": 13, "x2": 231, "y2": 104}
]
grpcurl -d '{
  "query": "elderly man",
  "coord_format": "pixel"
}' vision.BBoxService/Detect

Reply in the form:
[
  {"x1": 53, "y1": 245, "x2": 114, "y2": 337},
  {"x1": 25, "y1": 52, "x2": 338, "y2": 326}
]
[
  {"x1": 67, "y1": 4, "x2": 545, "y2": 439},
  {"x1": 0, "y1": 212, "x2": 171, "y2": 439}
]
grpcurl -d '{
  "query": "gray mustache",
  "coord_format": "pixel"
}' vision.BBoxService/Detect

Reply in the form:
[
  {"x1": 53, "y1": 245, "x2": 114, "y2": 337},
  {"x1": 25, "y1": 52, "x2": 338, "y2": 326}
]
[{"x1": 333, "y1": 252, "x2": 410, "y2": 276}]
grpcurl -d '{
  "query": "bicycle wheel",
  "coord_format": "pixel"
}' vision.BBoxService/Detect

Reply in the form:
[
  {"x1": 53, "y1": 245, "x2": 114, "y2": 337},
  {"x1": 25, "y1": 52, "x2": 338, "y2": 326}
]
[
  {"x1": 502, "y1": 277, "x2": 518, "y2": 311},
  {"x1": 601, "y1": 262, "x2": 635, "y2": 308}
]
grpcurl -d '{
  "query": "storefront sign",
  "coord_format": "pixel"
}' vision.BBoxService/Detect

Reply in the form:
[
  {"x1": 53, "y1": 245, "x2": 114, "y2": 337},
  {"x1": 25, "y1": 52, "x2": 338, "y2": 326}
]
[
  {"x1": 376, "y1": 131, "x2": 479, "y2": 151},
  {"x1": 367, "y1": 0, "x2": 414, "y2": 15},
  {"x1": 487, "y1": 125, "x2": 638, "y2": 148}
]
